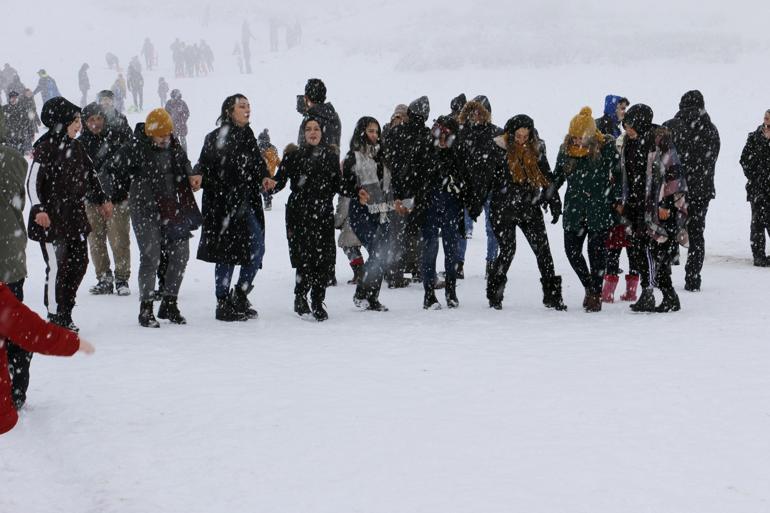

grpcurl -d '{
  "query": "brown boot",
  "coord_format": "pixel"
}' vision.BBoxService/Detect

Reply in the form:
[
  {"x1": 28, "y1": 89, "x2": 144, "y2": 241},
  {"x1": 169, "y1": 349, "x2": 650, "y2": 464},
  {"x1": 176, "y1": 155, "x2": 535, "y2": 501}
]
[{"x1": 583, "y1": 290, "x2": 602, "y2": 312}]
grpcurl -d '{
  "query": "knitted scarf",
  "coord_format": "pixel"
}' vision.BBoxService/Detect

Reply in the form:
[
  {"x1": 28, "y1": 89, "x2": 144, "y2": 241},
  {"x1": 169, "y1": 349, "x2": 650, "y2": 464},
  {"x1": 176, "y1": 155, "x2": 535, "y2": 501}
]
[
  {"x1": 565, "y1": 130, "x2": 606, "y2": 158},
  {"x1": 507, "y1": 138, "x2": 549, "y2": 188}
]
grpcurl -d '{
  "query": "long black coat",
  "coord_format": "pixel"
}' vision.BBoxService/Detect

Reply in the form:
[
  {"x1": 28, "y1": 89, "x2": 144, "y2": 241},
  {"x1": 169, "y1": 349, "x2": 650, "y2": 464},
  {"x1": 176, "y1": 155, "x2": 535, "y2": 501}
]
[
  {"x1": 273, "y1": 144, "x2": 341, "y2": 273},
  {"x1": 740, "y1": 126, "x2": 770, "y2": 203},
  {"x1": 381, "y1": 118, "x2": 432, "y2": 200},
  {"x1": 455, "y1": 121, "x2": 501, "y2": 217},
  {"x1": 663, "y1": 108, "x2": 720, "y2": 202},
  {"x1": 195, "y1": 123, "x2": 269, "y2": 265}
]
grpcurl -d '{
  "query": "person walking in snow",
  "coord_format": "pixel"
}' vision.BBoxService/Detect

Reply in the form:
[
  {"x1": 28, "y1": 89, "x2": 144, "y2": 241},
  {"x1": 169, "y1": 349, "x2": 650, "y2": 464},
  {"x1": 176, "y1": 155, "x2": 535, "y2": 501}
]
[
  {"x1": 101, "y1": 109, "x2": 201, "y2": 327},
  {"x1": 257, "y1": 128, "x2": 280, "y2": 211},
  {"x1": 0, "y1": 108, "x2": 34, "y2": 411},
  {"x1": 127, "y1": 57, "x2": 144, "y2": 112},
  {"x1": 79, "y1": 102, "x2": 133, "y2": 297},
  {"x1": 1, "y1": 91, "x2": 36, "y2": 154},
  {"x1": 157, "y1": 77, "x2": 169, "y2": 107},
  {"x1": 142, "y1": 38, "x2": 155, "y2": 70},
  {"x1": 740, "y1": 109, "x2": 770, "y2": 267},
  {"x1": 297, "y1": 78, "x2": 342, "y2": 149},
  {"x1": 341, "y1": 116, "x2": 395, "y2": 311},
  {"x1": 32, "y1": 69, "x2": 60, "y2": 104},
  {"x1": 663, "y1": 90, "x2": 720, "y2": 291},
  {"x1": 266, "y1": 115, "x2": 342, "y2": 321},
  {"x1": 551, "y1": 107, "x2": 621, "y2": 312},
  {"x1": 27, "y1": 97, "x2": 113, "y2": 331},
  {"x1": 485, "y1": 114, "x2": 566, "y2": 311},
  {"x1": 195, "y1": 95, "x2": 269, "y2": 322},
  {"x1": 78, "y1": 63, "x2": 90, "y2": 107},
  {"x1": 165, "y1": 89, "x2": 189, "y2": 152}
]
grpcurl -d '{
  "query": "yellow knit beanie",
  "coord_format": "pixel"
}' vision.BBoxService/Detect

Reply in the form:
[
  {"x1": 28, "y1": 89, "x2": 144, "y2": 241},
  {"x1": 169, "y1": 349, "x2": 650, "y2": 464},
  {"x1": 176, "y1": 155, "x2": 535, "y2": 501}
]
[
  {"x1": 568, "y1": 106, "x2": 597, "y2": 139},
  {"x1": 145, "y1": 108, "x2": 174, "y2": 137}
]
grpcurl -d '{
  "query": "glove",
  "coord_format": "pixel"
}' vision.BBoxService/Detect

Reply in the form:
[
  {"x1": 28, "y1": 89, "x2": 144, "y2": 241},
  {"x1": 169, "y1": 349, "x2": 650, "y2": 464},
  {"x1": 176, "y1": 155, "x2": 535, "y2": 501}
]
[{"x1": 547, "y1": 193, "x2": 562, "y2": 225}]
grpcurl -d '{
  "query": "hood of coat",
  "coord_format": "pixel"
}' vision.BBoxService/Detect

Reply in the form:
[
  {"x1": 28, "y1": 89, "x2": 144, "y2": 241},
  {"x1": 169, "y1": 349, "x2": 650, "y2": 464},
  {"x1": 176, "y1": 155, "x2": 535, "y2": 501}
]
[
  {"x1": 603, "y1": 94, "x2": 623, "y2": 121},
  {"x1": 459, "y1": 99, "x2": 492, "y2": 126}
]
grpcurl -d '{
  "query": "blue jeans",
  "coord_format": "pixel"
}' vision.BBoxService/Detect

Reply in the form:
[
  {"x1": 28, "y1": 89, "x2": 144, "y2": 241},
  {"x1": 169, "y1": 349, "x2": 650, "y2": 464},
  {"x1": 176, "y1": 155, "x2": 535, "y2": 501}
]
[
  {"x1": 350, "y1": 202, "x2": 393, "y2": 294},
  {"x1": 215, "y1": 210, "x2": 265, "y2": 298},
  {"x1": 421, "y1": 190, "x2": 462, "y2": 290},
  {"x1": 457, "y1": 197, "x2": 499, "y2": 263}
]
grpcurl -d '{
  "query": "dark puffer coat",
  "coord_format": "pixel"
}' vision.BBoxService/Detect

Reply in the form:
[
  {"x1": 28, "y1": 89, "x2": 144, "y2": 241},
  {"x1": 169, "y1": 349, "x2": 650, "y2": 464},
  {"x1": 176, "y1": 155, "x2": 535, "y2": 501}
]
[
  {"x1": 273, "y1": 143, "x2": 341, "y2": 273},
  {"x1": 663, "y1": 93, "x2": 720, "y2": 203},
  {"x1": 195, "y1": 123, "x2": 269, "y2": 265},
  {"x1": 740, "y1": 126, "x2": 770, "y2": 203},
  {"x1": 29, "y1": 132, "x2": 106, "y2": 241}
]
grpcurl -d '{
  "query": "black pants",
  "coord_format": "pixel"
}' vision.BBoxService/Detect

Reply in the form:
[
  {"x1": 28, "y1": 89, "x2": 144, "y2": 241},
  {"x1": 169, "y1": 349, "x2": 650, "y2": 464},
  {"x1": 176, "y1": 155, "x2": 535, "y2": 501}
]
[
  {"x1": 40, "y1": 238, "x2": 89, "y2": 316},
  {"x1": 650, "y1": 236, "x2": 679, "y2": 290},
  {"x1": 564, "y1": 230, "x2": 607, "y2": 293},
  {"x1": 490, "y1": 212, "x2": 556, "y2": 290},
  {"x1": 750, "y1": 200, "x2": 770, "y2": 258},
  {"x1": 685, "y1": 198, "x2": 710, "y2": 283},
  {"x1": 4, "y1": 280, "x2": 32, "y2": 408},
  {"x1": 295, "y1": 268, "x2": 327, "y2": 305}
]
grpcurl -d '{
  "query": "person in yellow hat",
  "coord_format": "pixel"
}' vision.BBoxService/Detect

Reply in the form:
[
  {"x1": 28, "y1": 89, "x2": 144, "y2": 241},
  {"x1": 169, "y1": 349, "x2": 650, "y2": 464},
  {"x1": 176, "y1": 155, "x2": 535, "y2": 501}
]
[
  {"x1": 551, "y1": 106, "x2": 622, "y2": 312},
  {"x1": 100, "y1": 108, "x2": 202, "y2": 327}
]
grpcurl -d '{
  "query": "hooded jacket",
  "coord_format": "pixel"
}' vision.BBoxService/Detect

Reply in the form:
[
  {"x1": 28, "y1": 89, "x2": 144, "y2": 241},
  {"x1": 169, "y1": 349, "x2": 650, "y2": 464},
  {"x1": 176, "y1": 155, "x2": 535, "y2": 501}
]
[
  {"x1": 663, "y1": 91, "x2": 720, "y2": 202},
  {"x1": 596, "y1": 95, "x2": 624, "y2": 138},
  {"x1": 0, "y1": 110, "x2": 28, "y2": 283},
  {"x1": 740, "y1": 125, "x2": 770, "y2": 203}
]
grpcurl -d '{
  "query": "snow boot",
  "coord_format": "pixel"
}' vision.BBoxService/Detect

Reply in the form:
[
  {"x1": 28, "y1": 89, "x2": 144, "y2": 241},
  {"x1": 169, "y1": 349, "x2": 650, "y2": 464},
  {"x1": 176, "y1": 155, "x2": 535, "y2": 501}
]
[
  {"x1": 89, "y1": 278, "x2": 114, "y2": 295},
  {"x1": 753, "y1": 255, "x2": 770, "y2": 267},
  {"x1": 583, "y1": 290, "x2": 602, "y2": 312},
  {"x1": 216, "y1": 296, "x2": 248, "y2": 322},
  {"x1": 365, "y1": 288, "x2": 389, "y2": 312},
  {"x1": 630, "y1": 287, "x2": 656, "y2": 312},
  {"x1": 601, "y1": 274, "x2": 619, "y2": 303},
  {"x1": 455, "y1": 262, "x2": 465, "y2": 280},
  {"x1": 310, "y1": 288, "x2": 328, "y2": 322},
  {"x1": 619, "y1": 273, "x2": 640, "y2": 302},
  {"x1": 348, "y1": 261, "x2": 364, "y2": 285},
  {"x1": 157, "y1": 296, "x2": 186, "y2": 324},
  {"x1": 115, "y1": 280, "x2": 131, "y2": 296},
  {"x1": 51, "y1": 311, "x2": 80, "y2": 332},
  {"x1": 231, "y1": 286, "x2": 258, "y2": 319},
  {"x1": 423, "y1": 288, "x2": 441, "y2": 310},
  {"x1": 139, "y1": 301, "x2": 160, "y2": 328},
  {"x1": 445, "y1": 279, "x2": 459, "y2": 308},
  {"x1": 684, "y1": 274, "x2": 701, "y2": 292},
  {"x1": 294, "y1": 294, "x2": 311, "y2": 316},
  {"x1": 486, "y1": 266, "x2": 505, "y2": 310},
  {"x1": 485, "y1": 261, "x2": 495, "y2": 280},
  {"x1": 541, "y1": 276, "x2": 567, "y2": 311},
  {"x1": 655, "y1": 287, "x2": 681, "y2": 313}
]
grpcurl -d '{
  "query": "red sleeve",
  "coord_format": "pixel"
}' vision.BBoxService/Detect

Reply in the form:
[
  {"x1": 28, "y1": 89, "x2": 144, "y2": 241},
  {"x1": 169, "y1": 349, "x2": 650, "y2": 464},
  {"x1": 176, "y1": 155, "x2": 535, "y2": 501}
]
[{"x1": 0, "y1": 284, "x2": 80, "y2": 357}]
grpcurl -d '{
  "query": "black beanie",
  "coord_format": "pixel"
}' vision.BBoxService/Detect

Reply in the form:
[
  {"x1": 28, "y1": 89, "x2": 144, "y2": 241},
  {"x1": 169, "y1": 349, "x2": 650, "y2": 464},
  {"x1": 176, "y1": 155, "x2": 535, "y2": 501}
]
[
  {"x1": 679, "y1": 90, "x2": 705, "y2": 111},
  {"x1": 305, "y1": 78, "x2": 327, "y2": 104},
  {"x1": 450, "y1": 93, "x2": 467, "y2": 114},
  {"x1": 435, "y1": 115, "x2": 459, "y2": 134},
  {"x1": 624, "y1": 104, "x2": 654, "y2": 134},
  {"x1": 408, "y1": 96, "x2": 430, "y2": 122},
  {"x1": 472, "y1": 95, "x2": 492, "y2": 115},
  {"x1": 504, "y1": 114, "x2": 534, "y2": 136},
  {"x1": 41, "y1": 97, "x2": 80, "y2": 131},
  {"x1": 82, "y1": 102, "x2": 103, "y2": 121}
]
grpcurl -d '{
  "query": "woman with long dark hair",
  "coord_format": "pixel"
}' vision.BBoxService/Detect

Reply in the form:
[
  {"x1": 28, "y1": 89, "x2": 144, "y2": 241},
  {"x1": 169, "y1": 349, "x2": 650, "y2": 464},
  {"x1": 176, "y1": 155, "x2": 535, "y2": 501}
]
[
  {"x1": 342, "y1": 116, "x2": 395, "y2": 311},
  {"x1": 195, "y1": 94, "x2": 270, "y2": 321}
]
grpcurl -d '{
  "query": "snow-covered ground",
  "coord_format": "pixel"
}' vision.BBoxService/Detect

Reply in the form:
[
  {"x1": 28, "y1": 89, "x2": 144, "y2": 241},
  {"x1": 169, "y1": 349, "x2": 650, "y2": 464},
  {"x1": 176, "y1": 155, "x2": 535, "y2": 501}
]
[{"x1": 2, "y1": 1, "x2": 770, "y2": 512}]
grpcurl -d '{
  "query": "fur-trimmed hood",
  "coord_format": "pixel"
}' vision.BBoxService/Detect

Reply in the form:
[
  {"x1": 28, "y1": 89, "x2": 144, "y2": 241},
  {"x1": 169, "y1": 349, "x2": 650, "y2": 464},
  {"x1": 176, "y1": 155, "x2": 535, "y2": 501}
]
[{"x1": 459, "y1": 100, "x2": 492, "y2": 125}]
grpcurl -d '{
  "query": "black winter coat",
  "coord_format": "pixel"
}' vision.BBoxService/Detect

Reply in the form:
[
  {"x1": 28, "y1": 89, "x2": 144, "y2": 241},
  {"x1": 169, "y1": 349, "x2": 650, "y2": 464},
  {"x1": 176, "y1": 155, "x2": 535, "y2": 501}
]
[
  {"x1": 196, "y1": 123, "x2": 269, "y2": 265},
  {"x1": 488, "y1": 136, "x2": 555, "y2": 226},
  {"x1": 382, "y1": 118, "x2": 432, "y2": 200},
  {"x1": 455, "y1": 122, "x2": 502, "y2": 217},
  {"x1": 621, "y1": 129, "x2": 657, "y2": 231},
  {"x1": 29, "y1": 132, "x2": 107, "y2": 241},
  {"x1": 663, "y1": 108, "x2": 720, "y2": 202},
  {"x1": 273, "y1": 144, "x2": 341, "y2": 272},
  {"x1": 0, "y1": 103, "x2": 34, "y2": 152},
  {"x1": 102, "y1": 124, "x2": 200, "y2": 239},
  {"x1": 740, "y1": 126, "x2": 770, "y2": 203}
]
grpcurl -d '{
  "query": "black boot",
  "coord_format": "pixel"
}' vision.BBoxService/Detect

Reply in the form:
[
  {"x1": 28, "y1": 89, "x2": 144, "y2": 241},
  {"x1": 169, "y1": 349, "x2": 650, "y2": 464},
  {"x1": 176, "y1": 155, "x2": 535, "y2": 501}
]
[
  {"x1": 365, "y1": 287, "x2": 388, "y2": 312},
  {"x1": 541, "y1": 276, "x2": 567, "y2": 311},
  {"x1": 684, "y1": 274, "x2": 701, "y2": 292},
  {"x1": 216, "y1": 295, "x2": 248, "y2": 321},
  {"x1": 231, "y1": 286, "x2": 258, "y2": 319},
  {"x1": 310, "y1": 287, "x2": 328, "y2": 322},
  {"x1": 423, "y1": 287, "x2": 441, "y2": 310},
  {"x1": 630, "y1": 287, "x2": 656, "y2": 312},
  {"x1": 445, "y1": 279, "x2": 459, "y2": 308},
  {"x1": 353, "y1": 284, "x2": 368, "y2": 309},
  {"x1": 50, "y1": 309, "x2": 79, "y2": 332},
  {"x1": 157, "y1": 296, "x2": 187, "y2": 324},
  {"x1": 455, "y1": 262, "x2": 465, "y2": 280},
  {"x1": 486, "y1": 266, "x2": 505, "y2": 310},
  {"x1": 485, "y1": 260, "x2": 494, "y2": 280},
  {"x1": 348, "y1": 263, "x2": 364, "y2": 285},
  {"x1": 139, "y1": 301, "x2": 160, "y2": 328},
  {"x1": 294, "y1": 294, "x2": 311, "y2": 316},
  {"x1": 655, "y1": 287, "x2": 681, "y2": 312}
]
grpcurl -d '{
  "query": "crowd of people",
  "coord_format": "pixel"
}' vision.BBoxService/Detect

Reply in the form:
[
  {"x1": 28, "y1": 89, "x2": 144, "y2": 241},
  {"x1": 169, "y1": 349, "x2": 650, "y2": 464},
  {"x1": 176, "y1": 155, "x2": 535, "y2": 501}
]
[{"x1": 4, "y1": 71, "x2": 770, "y2": 433}]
